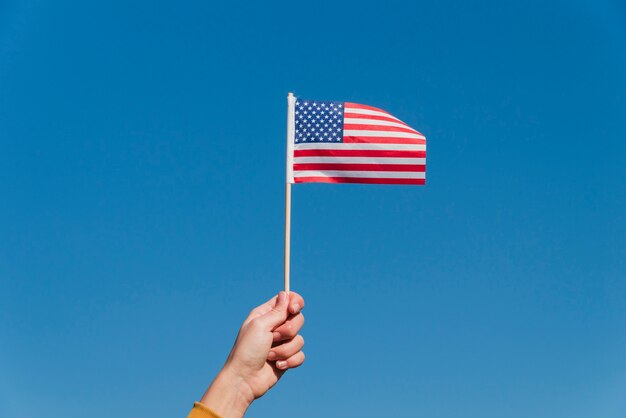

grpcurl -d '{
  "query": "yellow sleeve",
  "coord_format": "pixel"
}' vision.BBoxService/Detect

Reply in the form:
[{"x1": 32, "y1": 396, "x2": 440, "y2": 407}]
[{"x1": 187, "y1": 402, "x2": 221, "y2": 418}]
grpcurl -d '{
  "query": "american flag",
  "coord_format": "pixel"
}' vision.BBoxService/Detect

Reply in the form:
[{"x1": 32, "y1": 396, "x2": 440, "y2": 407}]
[{"x1": 287, "y1": 97, "x2": 426, "y2": 185}]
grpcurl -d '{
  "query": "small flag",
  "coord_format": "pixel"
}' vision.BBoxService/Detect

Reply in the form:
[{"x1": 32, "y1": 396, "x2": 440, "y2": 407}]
[{"x1": 287, "y1": 97, "x2": 426, "y2": 185}]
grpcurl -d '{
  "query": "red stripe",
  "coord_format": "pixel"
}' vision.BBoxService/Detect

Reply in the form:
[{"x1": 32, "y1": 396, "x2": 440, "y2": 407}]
[
  {"x1": 343, "y1": 123, "x2": 419, "y2": 134},
  {"x1": 294, "y1": 149, "x2": 426, "y2": 158},
  {"x1": 343, "y1": 112, "x2": 404, "y2": 124},
  {"x1": 344, "y1": 102, "x2": 388, "y2": 113},
  {"x1": 343, "y1": 136, "x2": 427, "y2": 144},
  {"x1": 293, "y1": 163, "x2": 426, "y2": 172},
  {"x1": 294, "y1": 177, "x2": 426, "y2": 185}
]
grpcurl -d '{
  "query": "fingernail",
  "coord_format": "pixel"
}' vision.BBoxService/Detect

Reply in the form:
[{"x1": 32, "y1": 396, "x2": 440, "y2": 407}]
[
  {"x1": 276, "y1": 361, "x2": 287, "y2": 369},
  {"x1": 267, "y1": 351, "x2": 276, "y2": 360},
  {"x1": 273, "y1": 331, "x2": 281, "y2": 340},
  {"x1": 291, "y1": 303, "x2": 300, "y2": 313}
]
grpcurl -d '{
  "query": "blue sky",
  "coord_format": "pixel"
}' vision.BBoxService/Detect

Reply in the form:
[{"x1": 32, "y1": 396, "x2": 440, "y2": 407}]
[{"x1": 1, "y1": 1, "x2": 625, "y2": 417}]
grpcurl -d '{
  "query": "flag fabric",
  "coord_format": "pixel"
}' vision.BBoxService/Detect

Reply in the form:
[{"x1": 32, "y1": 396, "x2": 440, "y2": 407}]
[{"x1": 287, "y1": 97, "x2": 426, "y2": 185}]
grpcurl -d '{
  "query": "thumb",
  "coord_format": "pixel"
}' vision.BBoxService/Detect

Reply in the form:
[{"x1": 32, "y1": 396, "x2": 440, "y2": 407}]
[{"x1": 256, "y1": 291, "x2": 289, "y2": 331}]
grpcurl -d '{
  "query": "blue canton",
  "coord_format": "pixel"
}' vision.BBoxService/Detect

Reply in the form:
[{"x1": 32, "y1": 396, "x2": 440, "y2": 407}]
[{"x1": 294, "y1": 99, "x2": 344, "y2": 143}]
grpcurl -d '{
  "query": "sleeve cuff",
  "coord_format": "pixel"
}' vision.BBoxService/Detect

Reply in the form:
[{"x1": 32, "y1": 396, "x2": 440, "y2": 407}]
[{"x1": 187, "y1": 402, "x2": 221, "y2": 418}]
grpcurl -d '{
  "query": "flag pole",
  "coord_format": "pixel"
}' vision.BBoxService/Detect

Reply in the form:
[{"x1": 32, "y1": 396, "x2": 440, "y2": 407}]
[
  {"x1": 284, "y1": 182, "x2": 291, "y2": 293},
  {"x1": 284, "y1": 92, "x2": 296, "y2": 293}
]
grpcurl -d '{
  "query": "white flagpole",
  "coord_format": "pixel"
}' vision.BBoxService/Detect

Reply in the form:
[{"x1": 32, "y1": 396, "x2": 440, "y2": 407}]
[{"x1": 284, "y1": 93, "x2": 296, "y2": 293}]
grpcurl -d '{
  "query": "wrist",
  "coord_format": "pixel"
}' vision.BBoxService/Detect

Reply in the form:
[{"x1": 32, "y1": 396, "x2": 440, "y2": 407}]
[{"x1": 200, "y1": 366, "x2": 254, "y2": 418}]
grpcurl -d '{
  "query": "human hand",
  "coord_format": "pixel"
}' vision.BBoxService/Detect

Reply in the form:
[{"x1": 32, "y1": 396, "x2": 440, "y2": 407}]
[{"x1": 199, "y1": 291, "x2": 305, "y2": 417}]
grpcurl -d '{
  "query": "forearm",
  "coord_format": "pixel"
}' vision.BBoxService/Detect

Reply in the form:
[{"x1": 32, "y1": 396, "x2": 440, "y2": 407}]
[{"x1": 199, "y1": 367, "x2": 254, "y2": 418}]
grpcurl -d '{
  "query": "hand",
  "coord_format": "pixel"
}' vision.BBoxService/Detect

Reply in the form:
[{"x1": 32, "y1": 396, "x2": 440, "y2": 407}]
[{"x1": 200, "y1": 291, "x2": 306, "y2": 417}]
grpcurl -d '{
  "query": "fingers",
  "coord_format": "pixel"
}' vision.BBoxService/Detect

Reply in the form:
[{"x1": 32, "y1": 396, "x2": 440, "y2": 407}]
[
  {"x1": 246, "y1": 291, "x2": 305, "y2": 323},
  {"x1": 275, "y1": 351, "x2": 305, "y2": 370},
  {"x1": 272, "y1": 312, "x2": 304, "y2": 342},
  {"x1": 254, "y1": 291, "x2": 290, "y2": 331},
  {"x1": 268, "y1": 335, "x2": 304, "y2": 361},
  {"x1": 287, "y1": 292, "x2": 305, "y2": 315}
]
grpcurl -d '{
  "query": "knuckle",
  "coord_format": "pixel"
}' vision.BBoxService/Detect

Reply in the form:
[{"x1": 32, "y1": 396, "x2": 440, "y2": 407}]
[
  {"x1": 283, "y1": 323, "x2": 295, "y2": 337},
  {"x1": 294, "y1": 352, "x2": 305, "y2": 366},
  {"x1": 249, "y1": 318, "x2": 264, "y2": 331}
]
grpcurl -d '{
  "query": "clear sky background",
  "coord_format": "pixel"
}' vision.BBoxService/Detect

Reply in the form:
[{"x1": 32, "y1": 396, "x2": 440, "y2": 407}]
[{"x1": 1, "y1": 1, "x2": 625, "y2": 417}]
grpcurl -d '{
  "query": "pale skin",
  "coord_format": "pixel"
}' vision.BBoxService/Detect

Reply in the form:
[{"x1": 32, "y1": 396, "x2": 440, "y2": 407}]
[{"x1": 199, "y1": 291, "x2": 305, "y2": 417}]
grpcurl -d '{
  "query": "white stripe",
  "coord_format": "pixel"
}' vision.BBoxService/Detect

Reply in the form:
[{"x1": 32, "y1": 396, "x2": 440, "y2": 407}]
[
  {"x1": 343, "y1": 107, "x2": 402, "y2": 121},
  {"x1": 294, "y1": 157, "x2": 426, "y2": 164},
  {"x1": 294, "y1": 142, "x2": 426, "y2": 151},
  {"x1": 343, "y1": 118, "x2": 415, "y2": 131},
  {"x1": 343, "y1": 130, "x2": 426, "y2": 139},
  {"x1": 293, "y1": 170, "x2": 426, "y2": 179}
]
